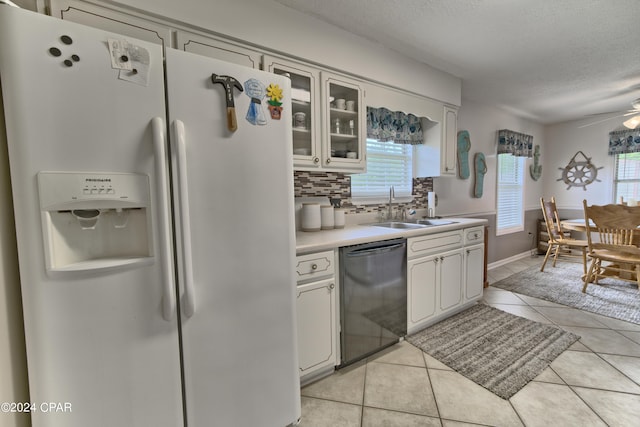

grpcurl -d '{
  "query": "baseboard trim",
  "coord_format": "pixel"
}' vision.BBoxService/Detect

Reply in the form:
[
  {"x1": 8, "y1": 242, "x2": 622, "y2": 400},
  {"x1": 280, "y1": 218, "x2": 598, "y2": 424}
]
[{"x1": 488, "y1": 251, "x2": 536, "y2": 270}]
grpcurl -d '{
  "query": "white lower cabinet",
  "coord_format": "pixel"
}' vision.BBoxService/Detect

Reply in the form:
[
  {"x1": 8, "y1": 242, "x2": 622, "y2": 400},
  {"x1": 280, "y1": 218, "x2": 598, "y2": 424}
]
[
  {"x1": 295, "y1": 250, "x2": 338, "y2": 382},
  {"x1": 465, "y1": 244, "x2": 485, "y2": 302},
  {"x1": 438, "y1": 250, "x2": 464, "y2": 311},
  {"x1": 407, "y1": 227, "x2": 483, "y2": 334},
  {"x1": 408, "y1": 255, "x2": 437, "y2": 327},
  {"x1": 408, "y1": 248, "x2": 463, "y2": 333},
  {"x1": 296, "y1": 278, "x2": 336, "y2": 376}
]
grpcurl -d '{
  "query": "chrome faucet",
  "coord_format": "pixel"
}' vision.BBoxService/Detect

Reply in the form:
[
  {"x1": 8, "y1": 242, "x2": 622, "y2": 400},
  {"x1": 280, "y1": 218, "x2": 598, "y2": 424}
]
[{"x1": 387, "y1": 186, "x2": 395, "y2": 220}]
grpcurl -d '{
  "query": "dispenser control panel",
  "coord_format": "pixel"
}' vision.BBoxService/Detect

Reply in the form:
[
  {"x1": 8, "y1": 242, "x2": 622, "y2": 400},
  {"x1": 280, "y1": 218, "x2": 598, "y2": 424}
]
[
  {"x1": 37, "y1": 171, "x2": 151, "y2": 210},
  {"x1": 82, "y1": 180, "x2": 116, "y2": 195}
]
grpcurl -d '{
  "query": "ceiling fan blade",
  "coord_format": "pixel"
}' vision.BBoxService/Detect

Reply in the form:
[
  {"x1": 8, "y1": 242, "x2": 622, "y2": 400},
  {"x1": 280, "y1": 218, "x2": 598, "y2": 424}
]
[
  {"x1": 578, "y1": 113, "x2": 631, "y2": 128},
  {"x1": 623, "y1": 114, "x2": 640, "y2": 129}
]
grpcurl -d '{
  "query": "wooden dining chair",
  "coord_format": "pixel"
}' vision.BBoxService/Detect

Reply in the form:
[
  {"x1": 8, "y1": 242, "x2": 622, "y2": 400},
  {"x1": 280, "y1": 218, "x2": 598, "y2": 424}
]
[
  {"x1": 582, "y1": 200, "x2": 640, "y2": 292},
  {"x1": 540, "y1": 197, "x2": 588, "y2": 276}
]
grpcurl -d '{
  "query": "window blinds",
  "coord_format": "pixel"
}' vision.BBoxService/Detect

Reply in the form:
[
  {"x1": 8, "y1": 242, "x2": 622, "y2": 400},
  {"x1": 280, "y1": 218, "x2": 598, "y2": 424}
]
[
  {"x1": 351, "y1": 139, "x2": 413, "y2": 198},
  {"x1": 496, "y1": 153, "x2": 525, "y2": 234}
]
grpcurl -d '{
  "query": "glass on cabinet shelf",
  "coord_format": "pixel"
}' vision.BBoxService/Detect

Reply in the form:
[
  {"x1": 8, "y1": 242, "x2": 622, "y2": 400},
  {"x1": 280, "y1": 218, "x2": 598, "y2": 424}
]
[
  {"x1": 329, "y1": 108, "x2": 358, "y2": 116},
  {"x1": 292, "y1": 99, "x2": 311, "y2": 107},
  {"x1": 325, "y1": 79, "x2": 362, "y2": 164}
]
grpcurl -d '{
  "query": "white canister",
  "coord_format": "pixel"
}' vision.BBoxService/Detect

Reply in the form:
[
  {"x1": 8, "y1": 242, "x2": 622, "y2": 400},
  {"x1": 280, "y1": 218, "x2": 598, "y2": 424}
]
[
  {"x1": 301, "y1": 203, "x2": 321, "y2": 231},
  {"x1": 293, "y1": 112, "x2": 306, "y2": 129},
  {"x1": 334, "y1": 208, "x2": 345, "y2": 229},
  {"x1": 320, "y1": 205, "x2": 334, "y2": 230}
]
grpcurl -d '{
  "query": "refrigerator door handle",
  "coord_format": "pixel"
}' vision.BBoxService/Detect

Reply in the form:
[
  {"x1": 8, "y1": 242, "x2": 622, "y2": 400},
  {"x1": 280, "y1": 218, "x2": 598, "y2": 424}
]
[
  {"x1": 151, "y1": 117, "x2": 176, "y2": 321},
  {"x1": 174, "y1": 119, "x2": 196, "y2": 318}
]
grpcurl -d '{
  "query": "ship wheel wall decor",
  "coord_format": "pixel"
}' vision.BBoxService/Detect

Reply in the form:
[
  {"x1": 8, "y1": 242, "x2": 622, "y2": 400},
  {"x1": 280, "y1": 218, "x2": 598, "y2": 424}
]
[{"x1": 557, "y1": 151, "x2": 603, "y2": 191}]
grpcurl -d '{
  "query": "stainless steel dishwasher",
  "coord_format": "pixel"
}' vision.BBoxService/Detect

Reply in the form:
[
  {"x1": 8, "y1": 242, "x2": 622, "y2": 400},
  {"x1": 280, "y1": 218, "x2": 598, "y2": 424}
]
[{"x1": 339, "y1": 238, "x2": 407, "y2": 366}]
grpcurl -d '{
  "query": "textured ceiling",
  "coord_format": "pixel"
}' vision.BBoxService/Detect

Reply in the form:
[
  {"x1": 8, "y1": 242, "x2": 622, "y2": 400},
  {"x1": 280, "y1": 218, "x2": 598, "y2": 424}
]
[{"x1": 275, "y1": 0, "x2": 640, "y2": 125}]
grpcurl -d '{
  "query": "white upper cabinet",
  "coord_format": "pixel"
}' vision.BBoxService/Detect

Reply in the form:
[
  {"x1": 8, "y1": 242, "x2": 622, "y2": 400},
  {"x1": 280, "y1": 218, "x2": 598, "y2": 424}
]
[
  {"x1": 442, "y1": 105, "x2": 459, "y2": 175},
  {"x1": 413, "y1": 104, "x2": 458, "y2": 177},
  {"x1": 50, "y1": 0, "x2": 172, "y2": 48},
  {"x1": 176, "y1": 31, "x2": 262, "y2": 69},
  {"x1": 263, "y1": 56, "x2": 322, "y2": 169},
  {"x1": 321, "y1": 72, "x2": 366, "y2": 172},
  {"x1": 263, "y1": 56, "x2": 366, "y2": 173}
]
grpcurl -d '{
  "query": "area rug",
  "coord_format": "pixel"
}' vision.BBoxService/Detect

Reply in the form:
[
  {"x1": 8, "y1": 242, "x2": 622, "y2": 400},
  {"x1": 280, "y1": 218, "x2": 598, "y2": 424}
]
[
  {"x1": 491, "y1": 261, "x2": 640, "y2": 325},
  {"x1": 406, "y1": 304, "x2": 579, "y2": 399}
]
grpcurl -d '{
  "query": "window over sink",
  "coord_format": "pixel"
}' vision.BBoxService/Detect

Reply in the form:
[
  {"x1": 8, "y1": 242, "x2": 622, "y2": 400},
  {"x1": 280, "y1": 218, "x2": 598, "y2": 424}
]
[{"x1": 350, "y1": 138, "x2": 413, "y2": 202}]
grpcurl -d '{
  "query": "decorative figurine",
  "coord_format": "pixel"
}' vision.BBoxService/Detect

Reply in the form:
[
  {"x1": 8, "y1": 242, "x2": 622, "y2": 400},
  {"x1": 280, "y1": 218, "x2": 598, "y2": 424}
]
[
  {"x1": 457, "y1": 130, "x2": 471, "y2": 179},
  {"x1": 530, "y1": 144, "x2": 542, "y2": 181},
  {"x1": 266, "y1": 83, "x2": 283, "y2": 120},
  {"x1": 244, "y1": 78, "x2": 267, "y2": 125},
  {"x1": 557, "y1": 151, "x2": 602, "y2": 190},
  {"x1": 474, "y1": 152, "x2": 487, "y2": 198}
]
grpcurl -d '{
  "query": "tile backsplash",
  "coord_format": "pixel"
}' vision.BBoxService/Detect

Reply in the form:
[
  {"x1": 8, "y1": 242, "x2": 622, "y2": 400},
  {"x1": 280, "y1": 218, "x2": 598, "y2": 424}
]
[{"x1": 293, "y1": 171, "x2": 433, "y2": 214}]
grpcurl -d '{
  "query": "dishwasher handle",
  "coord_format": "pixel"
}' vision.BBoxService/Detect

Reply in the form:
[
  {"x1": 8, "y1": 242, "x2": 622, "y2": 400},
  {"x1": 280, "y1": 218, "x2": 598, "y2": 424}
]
[{"x1": 346, "y1": 242, "x2": 405, "y2": 257}]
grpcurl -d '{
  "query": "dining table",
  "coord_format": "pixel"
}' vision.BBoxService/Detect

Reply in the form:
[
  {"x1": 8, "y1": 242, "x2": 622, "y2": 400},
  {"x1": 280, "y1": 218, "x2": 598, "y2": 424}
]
[{"x1": 560, "y1": 218, "x2": 594, "y2": 233}]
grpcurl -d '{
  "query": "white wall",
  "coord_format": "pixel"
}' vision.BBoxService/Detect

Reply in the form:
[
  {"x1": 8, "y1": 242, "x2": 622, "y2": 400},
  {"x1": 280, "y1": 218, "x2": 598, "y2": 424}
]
[
  {"x1": 104, "y1": 0, "x2": 461, "y2": 106},
  {"x1": 545, "y1": 116, "x2": 617, "y2": 210},
  {"x1": 435, "y1": 97, "x2": 545, "y2": 217}
]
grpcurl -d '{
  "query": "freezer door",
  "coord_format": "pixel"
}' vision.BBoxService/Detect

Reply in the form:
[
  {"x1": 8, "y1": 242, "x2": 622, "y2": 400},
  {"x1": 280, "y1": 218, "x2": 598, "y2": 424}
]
[
  {"x1": 0, "y1": 8, "x2": 182, "y2": 427},
  {"x1": 165, "y1": 48, "x2": 301, "y2": 426}
]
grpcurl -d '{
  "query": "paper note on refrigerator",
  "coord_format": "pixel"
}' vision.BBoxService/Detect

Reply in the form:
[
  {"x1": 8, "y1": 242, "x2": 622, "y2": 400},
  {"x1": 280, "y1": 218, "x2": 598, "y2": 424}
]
[
  {"x1": 108, "y1": 38, "x2": 133, "y2": 70},
  {"x1": 108, "y1": 38, "x2": 151, "y2": 86}
]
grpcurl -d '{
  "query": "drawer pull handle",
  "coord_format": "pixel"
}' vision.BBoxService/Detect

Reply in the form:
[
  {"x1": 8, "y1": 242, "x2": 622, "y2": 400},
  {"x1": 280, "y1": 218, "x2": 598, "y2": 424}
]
[
  {"x1": 329, "y1": 283, "x2": 335, "y2": 290},
  {"x1": 311, "y1": 263, "x2": 318, "y2": 270}
]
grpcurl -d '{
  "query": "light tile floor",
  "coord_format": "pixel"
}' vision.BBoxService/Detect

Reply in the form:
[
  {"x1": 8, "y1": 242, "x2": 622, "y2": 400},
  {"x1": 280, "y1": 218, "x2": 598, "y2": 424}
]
[{"x1": 299, "y1": 255, "x2": 640, "y2": 426}]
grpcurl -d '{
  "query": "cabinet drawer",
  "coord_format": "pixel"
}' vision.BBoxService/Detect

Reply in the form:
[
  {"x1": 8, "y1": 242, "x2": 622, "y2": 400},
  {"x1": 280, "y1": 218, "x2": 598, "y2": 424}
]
[
  {"x1": 464, "y1": 226, "x2": 485, "y2": 245},
  {"x1": 295, "y1": 250, "x2": 334, "y2": 283},
  {"x1": 408, "y1": 230, "x2": 463, "y2": 258}
]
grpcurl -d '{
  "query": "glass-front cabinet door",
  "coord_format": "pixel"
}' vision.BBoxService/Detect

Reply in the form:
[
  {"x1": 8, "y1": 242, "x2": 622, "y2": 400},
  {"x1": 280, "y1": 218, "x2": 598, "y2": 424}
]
[
  {"x1": 263, "y1": 55, "x2": 321, "y2": 169},
  {"x1": 321, "y1": 72, "x2": 365, "y2": 172}
]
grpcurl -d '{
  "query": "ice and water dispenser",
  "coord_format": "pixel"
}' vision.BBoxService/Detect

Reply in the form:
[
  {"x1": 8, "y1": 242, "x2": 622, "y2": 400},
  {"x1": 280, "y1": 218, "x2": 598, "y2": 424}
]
[{"x1": 37, "y1": 172, "x2": 154, "y2": 274}]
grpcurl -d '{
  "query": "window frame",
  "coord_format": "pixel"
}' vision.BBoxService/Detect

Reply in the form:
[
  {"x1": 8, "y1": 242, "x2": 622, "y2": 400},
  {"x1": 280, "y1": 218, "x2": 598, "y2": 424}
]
[
  {"x1": 496, "y1": 153, "x2": 526, "y2": 236},
  {"x1": 613, "y1": 152, "x2": 640, "y2": 204}
]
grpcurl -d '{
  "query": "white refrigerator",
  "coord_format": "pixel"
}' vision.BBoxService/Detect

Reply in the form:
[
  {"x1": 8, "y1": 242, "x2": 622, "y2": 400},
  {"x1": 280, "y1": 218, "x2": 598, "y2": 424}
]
[{"x1": 0, "y1": 6, "x2": 300, "y2": 427}]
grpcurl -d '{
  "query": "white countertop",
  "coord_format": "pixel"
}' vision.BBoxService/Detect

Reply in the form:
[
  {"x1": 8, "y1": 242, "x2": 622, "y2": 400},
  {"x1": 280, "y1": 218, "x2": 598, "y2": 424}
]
[{"x1": 296, "y1": 217, "x2": 488, "y2": 254}]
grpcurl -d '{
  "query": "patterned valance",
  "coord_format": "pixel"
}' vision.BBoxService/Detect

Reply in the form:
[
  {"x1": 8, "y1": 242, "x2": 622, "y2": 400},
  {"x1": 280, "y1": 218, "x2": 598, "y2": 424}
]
[
  {"x1": 608, "y1": 129, "x2": 640, "y2": 155},
  {"x1": 366, "y1": 107, "x2": 423, "y2": 145},
  {"x1": 497, "y1": 129, "x2": 533, "y2": 157}
]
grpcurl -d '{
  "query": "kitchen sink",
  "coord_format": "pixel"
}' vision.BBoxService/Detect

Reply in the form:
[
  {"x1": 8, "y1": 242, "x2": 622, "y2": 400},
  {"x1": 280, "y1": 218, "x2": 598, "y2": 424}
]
[
  {"x1": 416, "y1": 219, "x2": 458, "y2": 226},
  {"x1": 367, "y1": 221, "x2": 429, "y2": 229}
]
